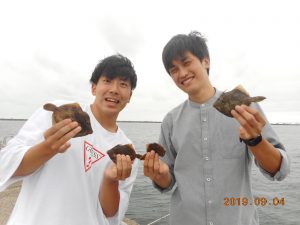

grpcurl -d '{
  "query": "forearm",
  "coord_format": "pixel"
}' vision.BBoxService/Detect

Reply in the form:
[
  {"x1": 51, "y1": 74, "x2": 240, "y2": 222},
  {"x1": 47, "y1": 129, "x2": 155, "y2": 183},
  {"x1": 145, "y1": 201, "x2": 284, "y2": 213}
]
[
  {"x1": 13, "y1": 141, "x2": 56, "y2": 177},
  {"x1": 250, "y1": 138, "x2": 282, "y2": 175},
  {"x1": 99, "y1": 177, "x2": 120, "y2": 217}
]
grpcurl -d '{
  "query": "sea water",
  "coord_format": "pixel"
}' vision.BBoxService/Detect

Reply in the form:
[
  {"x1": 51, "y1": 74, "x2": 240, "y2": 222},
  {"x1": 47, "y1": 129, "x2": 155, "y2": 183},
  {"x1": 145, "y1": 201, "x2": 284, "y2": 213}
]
[{"x1": 0, "y1": 120, "x2": 299, "y2": 225}]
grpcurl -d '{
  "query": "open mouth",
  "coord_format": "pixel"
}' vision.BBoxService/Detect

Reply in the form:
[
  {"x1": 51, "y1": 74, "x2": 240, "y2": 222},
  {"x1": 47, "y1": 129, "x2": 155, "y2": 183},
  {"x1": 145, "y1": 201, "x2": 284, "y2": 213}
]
[
  {"x1": 105, "y1": 97, "x2": 120, "y2": 104},
  {"x1": 181, "y1": 76, "x2": 194, "y2": 85}
]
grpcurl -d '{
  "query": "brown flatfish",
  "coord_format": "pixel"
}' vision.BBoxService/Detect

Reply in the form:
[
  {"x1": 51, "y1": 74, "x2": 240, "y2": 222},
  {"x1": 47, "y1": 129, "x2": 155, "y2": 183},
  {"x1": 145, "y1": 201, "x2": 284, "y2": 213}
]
[
  {"x1": 139, "y1": 143, "x2": 166, "y2": 160},
  {"x1": 43, "y1": 103, "x2": 93, "y2": 137},
  {"x1": 107, "y1": 144, "x2": 143, "y2": 163},
  {"x1": 213, "y1": 85, "x2": 266, "y2": 117}
]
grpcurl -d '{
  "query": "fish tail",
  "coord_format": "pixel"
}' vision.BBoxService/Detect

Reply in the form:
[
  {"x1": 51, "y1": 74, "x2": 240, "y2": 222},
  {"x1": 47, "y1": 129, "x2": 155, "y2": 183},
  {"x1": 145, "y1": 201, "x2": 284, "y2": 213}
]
[
  {"x1": 43, "y1": 103, "x2": 57, "y2": 112},
  {"x1": 136, "y1": 153, "x2": 146, "y2": 160},
  {"x1": 250, "y1": 96, "x2": 266, "y2": 103}
]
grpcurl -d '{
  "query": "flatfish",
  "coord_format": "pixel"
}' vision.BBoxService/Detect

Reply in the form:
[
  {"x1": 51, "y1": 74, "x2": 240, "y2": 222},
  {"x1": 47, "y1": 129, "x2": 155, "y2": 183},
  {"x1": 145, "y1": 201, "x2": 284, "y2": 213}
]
[
  {"x1": 107, "y1": 144, "x2": 143, "y2": 163},
  {"x1": 139, "y1": 143, "x2": 166, "y2": 160},
  {"x1": 213, "y1": 85, "x2": 266, "y2": 117},
  {"x1": 107, "y1": 143, "x2": 166, "y2": 163},
  {"x1": 43, "y1": 103, "x2": 93, "y2": 137}
]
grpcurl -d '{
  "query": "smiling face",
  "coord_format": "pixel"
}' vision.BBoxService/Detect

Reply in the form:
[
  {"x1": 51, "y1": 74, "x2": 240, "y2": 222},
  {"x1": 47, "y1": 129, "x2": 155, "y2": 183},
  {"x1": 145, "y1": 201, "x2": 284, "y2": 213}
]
[
  {"x1": 91, "y1": 76, "x2": 132, "y2": 118},
  {"x1": 169, "y1": 51, "x2": 210, "y2": 100}
]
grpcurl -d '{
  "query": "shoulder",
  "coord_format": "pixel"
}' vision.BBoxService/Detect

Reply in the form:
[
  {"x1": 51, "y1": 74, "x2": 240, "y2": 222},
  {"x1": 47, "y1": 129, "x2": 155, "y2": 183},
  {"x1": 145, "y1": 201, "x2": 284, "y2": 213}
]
[
  {"x1": 27, "y1": 99, "x2": 77, "y2": 125},
  {"x1": 162, "y1": 100, "x2": 188, "y2": 125}
]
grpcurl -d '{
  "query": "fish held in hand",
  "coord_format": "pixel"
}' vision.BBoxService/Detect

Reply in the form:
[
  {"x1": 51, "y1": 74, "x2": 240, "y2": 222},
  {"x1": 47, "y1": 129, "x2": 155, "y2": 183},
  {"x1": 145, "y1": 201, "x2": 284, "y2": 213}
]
[
  {"x1": 43, "y1": 103, "x2": 93, "y2": 137},
  {"x1": 107, "y1": 144, "x2": 142, "y2": 163},
  {"x1": 139, "y1": 142, "x2": 166, "y2": 160},
  {"x1": 213, "y1": 85, "x2": 266, "y2": 117}
]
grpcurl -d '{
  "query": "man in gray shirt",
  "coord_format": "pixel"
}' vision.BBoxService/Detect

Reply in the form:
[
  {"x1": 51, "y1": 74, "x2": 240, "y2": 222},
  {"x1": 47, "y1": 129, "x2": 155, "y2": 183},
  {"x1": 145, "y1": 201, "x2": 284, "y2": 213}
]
[{"x1": 143, "y1": 31, "x2": 290, "y2": 225}]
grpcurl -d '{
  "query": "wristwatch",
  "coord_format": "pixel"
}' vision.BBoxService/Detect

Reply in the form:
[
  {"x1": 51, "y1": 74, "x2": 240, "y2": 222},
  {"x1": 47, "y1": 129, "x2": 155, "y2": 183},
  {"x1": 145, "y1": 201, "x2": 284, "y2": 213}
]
[{"x1": 240, "y1": 134, "x2": 262, "y2": 147}]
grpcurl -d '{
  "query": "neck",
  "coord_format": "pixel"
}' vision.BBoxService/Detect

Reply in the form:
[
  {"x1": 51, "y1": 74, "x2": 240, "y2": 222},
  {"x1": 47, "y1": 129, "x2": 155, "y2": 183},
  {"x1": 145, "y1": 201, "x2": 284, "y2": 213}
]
[
  {"x1": 189, "y1": 83, "x2": 215, "y2": 104},
  {"x1": 90, "y1": 104, "x2": 118, "y2": 133}
]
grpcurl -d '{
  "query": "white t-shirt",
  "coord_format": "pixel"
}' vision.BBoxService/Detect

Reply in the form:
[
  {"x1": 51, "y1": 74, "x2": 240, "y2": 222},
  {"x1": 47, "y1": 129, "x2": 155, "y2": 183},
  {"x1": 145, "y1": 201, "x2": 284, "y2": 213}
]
[{"x1": 0, "y1": 100, "x2": 139, "y2": 225}]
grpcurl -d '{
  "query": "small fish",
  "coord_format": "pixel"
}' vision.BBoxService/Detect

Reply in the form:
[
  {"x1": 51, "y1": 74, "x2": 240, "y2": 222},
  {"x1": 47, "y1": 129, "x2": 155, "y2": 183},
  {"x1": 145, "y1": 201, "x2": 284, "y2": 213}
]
[
  {"x1": 107, "y1": 143, "x2": 166, "y2": 163},
  {"x1": 213, "y1": 85, "x2": 266, "y2": 117},
  {"x1": 107, "y1": 144, "x2": 143, "y2": 163},
  {"x1": 139, "y1": 143, "x2": 166, "y2": 160},
  {"x1": 43, "y1": 103, "x2": 93, "y2": 137}
]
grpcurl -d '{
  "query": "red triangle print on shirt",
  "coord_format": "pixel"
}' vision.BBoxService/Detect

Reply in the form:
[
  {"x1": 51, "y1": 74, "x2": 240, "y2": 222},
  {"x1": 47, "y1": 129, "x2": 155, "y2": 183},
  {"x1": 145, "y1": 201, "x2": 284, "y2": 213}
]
[{"x1": 84, "y1": 141, "x2": 106, "y2": 172}]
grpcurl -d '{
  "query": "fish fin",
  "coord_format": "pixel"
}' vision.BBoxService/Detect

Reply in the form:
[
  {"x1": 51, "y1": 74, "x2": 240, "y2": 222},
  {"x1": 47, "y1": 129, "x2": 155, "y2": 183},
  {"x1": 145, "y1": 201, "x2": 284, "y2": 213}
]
[
  {"x1": 235, "y1": 85, "x2": 250, "y2": 96},
  {"x1": 43, "y1": 103, "x2": 57, "y2": 112},
  {"x1": 128, "y1": 144, "x2": 135, "y2": 150},
  {"x1": 250, "y1": 96, "x2": 266, "y2": 102}
]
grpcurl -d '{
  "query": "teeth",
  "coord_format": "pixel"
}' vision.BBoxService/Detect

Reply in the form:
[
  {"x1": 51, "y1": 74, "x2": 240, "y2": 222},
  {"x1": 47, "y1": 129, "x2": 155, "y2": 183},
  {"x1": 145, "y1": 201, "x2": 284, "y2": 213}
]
[
  {"x1": 181, "y1": 77, "x2": 193, "y2": 85},
  {"x1": 105, "y1": 98, "x2": 119, "y2": 103}
]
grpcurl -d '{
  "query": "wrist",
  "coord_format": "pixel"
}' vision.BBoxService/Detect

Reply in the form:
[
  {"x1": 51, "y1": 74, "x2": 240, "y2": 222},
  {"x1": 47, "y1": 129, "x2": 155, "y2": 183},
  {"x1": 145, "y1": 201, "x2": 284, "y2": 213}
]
[{"x1": 240, "y1": 134, "x2": 262, "y2": 147}]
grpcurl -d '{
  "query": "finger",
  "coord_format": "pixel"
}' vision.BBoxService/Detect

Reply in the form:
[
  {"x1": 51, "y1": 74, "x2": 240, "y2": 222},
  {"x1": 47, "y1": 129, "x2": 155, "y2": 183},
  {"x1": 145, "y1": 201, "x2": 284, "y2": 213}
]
[
  {"x1": 44, "y1": 119, "x2": 72, "y2": 138},
  {"x1": 51, "y1": 126, "x2": 82, "y2": 150},
  {"x1": 232, "y1": 109, "x2": 253, "y2": 139},
  {"x1": 45, "y1": 121, "x2": 80, "y2": 147},
  {"x1": 123, "y1": 155, "x2": 132, "y2": 179},
  {"x1": 153, "y1": 153, "x2": 160, "y2": 177},
  {"x1": 241, "y1": 105, "x2": 266, "y2": 126},
  {"x1": 116, "y1": 155, "x2": 122, "y2": 179},
  {"x1": 143, "y1": 152, "x2": 151, "y2": 176},
  {"x1": 120, "y1": 155, "x2": 127, "y2": 180},
  {"x1": 237, "y1": 105, "x2": 263, "y2": 135},
  {"x1": 57, "y1": 142, "x2": 71, "y2": 153},
  {"x1": 52, "y1": 121, "x2": 80, "y2": 140},
  {"x1": 237, "y1": 105, "x2": 258, "y2": 126},
  {"x1": 232, "y1": 106, "x2": 257, "y2": 137},
  {"x1": 147, "y1": 151, "x2": 155, "y2": 175}
]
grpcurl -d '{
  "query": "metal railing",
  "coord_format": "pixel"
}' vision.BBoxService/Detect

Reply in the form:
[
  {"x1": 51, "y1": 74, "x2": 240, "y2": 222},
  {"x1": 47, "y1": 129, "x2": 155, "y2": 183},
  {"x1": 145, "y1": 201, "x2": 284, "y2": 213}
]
[{"x1": 147, "y1": 214, "x2": 170, "y2": 225}]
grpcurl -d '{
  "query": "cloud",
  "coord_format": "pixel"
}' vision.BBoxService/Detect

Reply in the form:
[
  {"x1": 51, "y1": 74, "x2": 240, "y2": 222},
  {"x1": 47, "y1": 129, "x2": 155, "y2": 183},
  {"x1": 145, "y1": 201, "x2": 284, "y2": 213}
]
[
  {"x1": 0, "y1": 0, "x2": 300, "y2": 123},
  {"x1": 98, "y1": 18, "x2": 145, "y2": 57}
]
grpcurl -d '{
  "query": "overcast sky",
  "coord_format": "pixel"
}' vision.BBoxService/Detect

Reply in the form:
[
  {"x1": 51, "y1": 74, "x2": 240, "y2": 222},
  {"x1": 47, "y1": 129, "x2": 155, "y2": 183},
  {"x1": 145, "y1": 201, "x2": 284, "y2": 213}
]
[{"x1": 0, "y1": 0, "x2": 299, "y2": 123}]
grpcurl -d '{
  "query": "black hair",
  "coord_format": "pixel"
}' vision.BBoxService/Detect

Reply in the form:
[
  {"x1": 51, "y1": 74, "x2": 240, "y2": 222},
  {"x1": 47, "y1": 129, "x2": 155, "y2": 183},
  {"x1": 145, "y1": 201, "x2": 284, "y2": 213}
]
[
  {"x1": 162, "y1": 31, "x2": 210, "y2": 75},
  {"x1": 90, "y1": 54, "x2": 137, "y2": 90}
]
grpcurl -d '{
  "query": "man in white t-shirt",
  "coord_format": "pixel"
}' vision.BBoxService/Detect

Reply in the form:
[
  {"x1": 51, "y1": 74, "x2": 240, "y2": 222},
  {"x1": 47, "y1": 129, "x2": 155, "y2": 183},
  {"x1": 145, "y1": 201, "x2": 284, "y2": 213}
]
[{"x1": 0, "y1": 54, "x2": 139, "y2": 225}]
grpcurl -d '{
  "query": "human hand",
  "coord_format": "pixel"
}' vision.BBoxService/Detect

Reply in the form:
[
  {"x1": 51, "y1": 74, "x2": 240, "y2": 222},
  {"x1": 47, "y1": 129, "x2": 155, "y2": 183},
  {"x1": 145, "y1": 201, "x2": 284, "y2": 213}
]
[
  {"x1": 144, "y1": 150, "x2": 169, "y2": 181},
  {"x1": 43, "y1": 119, "x2": 82, "y2": 154},
  {"x1": 104, "y1": 155, "x2": 132, "y2": 181},
  {"x1": 231, "y1": 105, "x2": 266, "y2": 140}
]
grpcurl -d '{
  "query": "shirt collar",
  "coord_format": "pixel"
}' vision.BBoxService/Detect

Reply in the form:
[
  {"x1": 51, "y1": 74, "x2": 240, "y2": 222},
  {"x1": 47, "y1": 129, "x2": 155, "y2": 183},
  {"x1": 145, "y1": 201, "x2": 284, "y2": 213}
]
[{"x1": 188, "y1": 88, "x2": 222, "y2": 108}]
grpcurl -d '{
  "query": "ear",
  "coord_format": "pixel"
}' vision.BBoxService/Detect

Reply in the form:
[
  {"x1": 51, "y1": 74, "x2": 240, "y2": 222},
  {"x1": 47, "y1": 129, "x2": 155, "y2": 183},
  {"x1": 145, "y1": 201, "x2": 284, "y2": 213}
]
[
  {"x1": 91, "y1": 83, "x2": 96, "y2": 96},
  {"x1": 203, "y1": 57, "x2": 210, "y2": 69}
]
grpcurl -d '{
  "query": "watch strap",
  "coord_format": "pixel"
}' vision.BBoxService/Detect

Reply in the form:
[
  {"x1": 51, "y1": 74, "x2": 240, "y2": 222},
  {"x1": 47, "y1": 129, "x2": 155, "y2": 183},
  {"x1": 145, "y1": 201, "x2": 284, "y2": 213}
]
[{"x1": 240, "y1": 134, "x2": 262, "y2": 147}]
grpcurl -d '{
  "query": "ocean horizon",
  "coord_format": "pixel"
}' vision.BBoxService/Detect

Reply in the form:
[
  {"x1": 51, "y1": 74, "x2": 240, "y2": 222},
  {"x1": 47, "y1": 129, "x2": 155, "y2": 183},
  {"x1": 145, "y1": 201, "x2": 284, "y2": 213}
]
[{"x1": 0, "y1": 118, "x2": 300, "y2": 125}]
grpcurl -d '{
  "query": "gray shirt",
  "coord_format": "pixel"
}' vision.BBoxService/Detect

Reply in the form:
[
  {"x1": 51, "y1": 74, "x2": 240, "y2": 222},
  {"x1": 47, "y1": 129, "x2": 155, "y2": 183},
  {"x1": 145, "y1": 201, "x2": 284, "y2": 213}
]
[{"x1": 155, "y1": 89, "x2": 290, "y2": 225}]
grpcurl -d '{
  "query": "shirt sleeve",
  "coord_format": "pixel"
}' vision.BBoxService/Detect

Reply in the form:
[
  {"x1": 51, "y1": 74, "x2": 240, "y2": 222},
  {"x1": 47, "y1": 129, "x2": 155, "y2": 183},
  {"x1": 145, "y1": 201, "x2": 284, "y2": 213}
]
[
  {"x1": 0, "y1": 105, "x2": 53, "y2": 191},
  {"x1": 255, "y1": 148, "x2": 290, "y2": 181},
  {"x1": 252, "y1": 104, "x2": 291, "y2": 181},
  {"x1": 105, "y1": 159, "x2": 139, "y2": 225},
  {"x1": 153, "y1": 113, "x2": 176, "y2": 193}
]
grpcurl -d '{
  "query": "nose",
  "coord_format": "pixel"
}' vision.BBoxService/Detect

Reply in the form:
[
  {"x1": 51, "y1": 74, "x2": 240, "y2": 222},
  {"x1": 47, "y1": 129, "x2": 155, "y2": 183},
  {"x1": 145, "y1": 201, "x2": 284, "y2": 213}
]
[
  {"x1": 178, "y1": 66, "x2": 188, "y2": 79},
  {"x1": 109, "y1": 80, "x2": 119, "y2": 95}
]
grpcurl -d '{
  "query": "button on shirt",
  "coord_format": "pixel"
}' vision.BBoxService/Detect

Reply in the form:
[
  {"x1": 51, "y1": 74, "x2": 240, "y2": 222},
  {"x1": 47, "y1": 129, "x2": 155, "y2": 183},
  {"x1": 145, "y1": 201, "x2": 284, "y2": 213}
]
[{"x1": 155, "y1": 89, "x2": 290, "y2": 225}]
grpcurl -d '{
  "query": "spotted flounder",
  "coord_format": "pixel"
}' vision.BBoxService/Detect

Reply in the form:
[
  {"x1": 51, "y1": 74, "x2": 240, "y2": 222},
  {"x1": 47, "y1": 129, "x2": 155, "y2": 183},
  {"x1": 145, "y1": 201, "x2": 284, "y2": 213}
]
[
  {"x1": 43, "y1": 103, "x2": 93, "y2": 137},
  {"x1": 213, "y1": 85, "x2": 266, "y2": 117}
]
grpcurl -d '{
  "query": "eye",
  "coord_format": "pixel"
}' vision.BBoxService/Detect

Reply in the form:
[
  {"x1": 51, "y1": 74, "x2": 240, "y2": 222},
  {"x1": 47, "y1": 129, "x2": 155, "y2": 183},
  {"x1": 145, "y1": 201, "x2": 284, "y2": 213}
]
[
  {"x1": 183, "y1": 60, "x2": 191, "y2": 66},
  {"x1": 169, "y1": 67, "x2": 178, "y2": 75},
  {"x1": 103, "y1": 78, "x2": 111, "y2": 84},
  {"x1": 120, "y1": 82, "x2": 129, "y2": 88}
]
